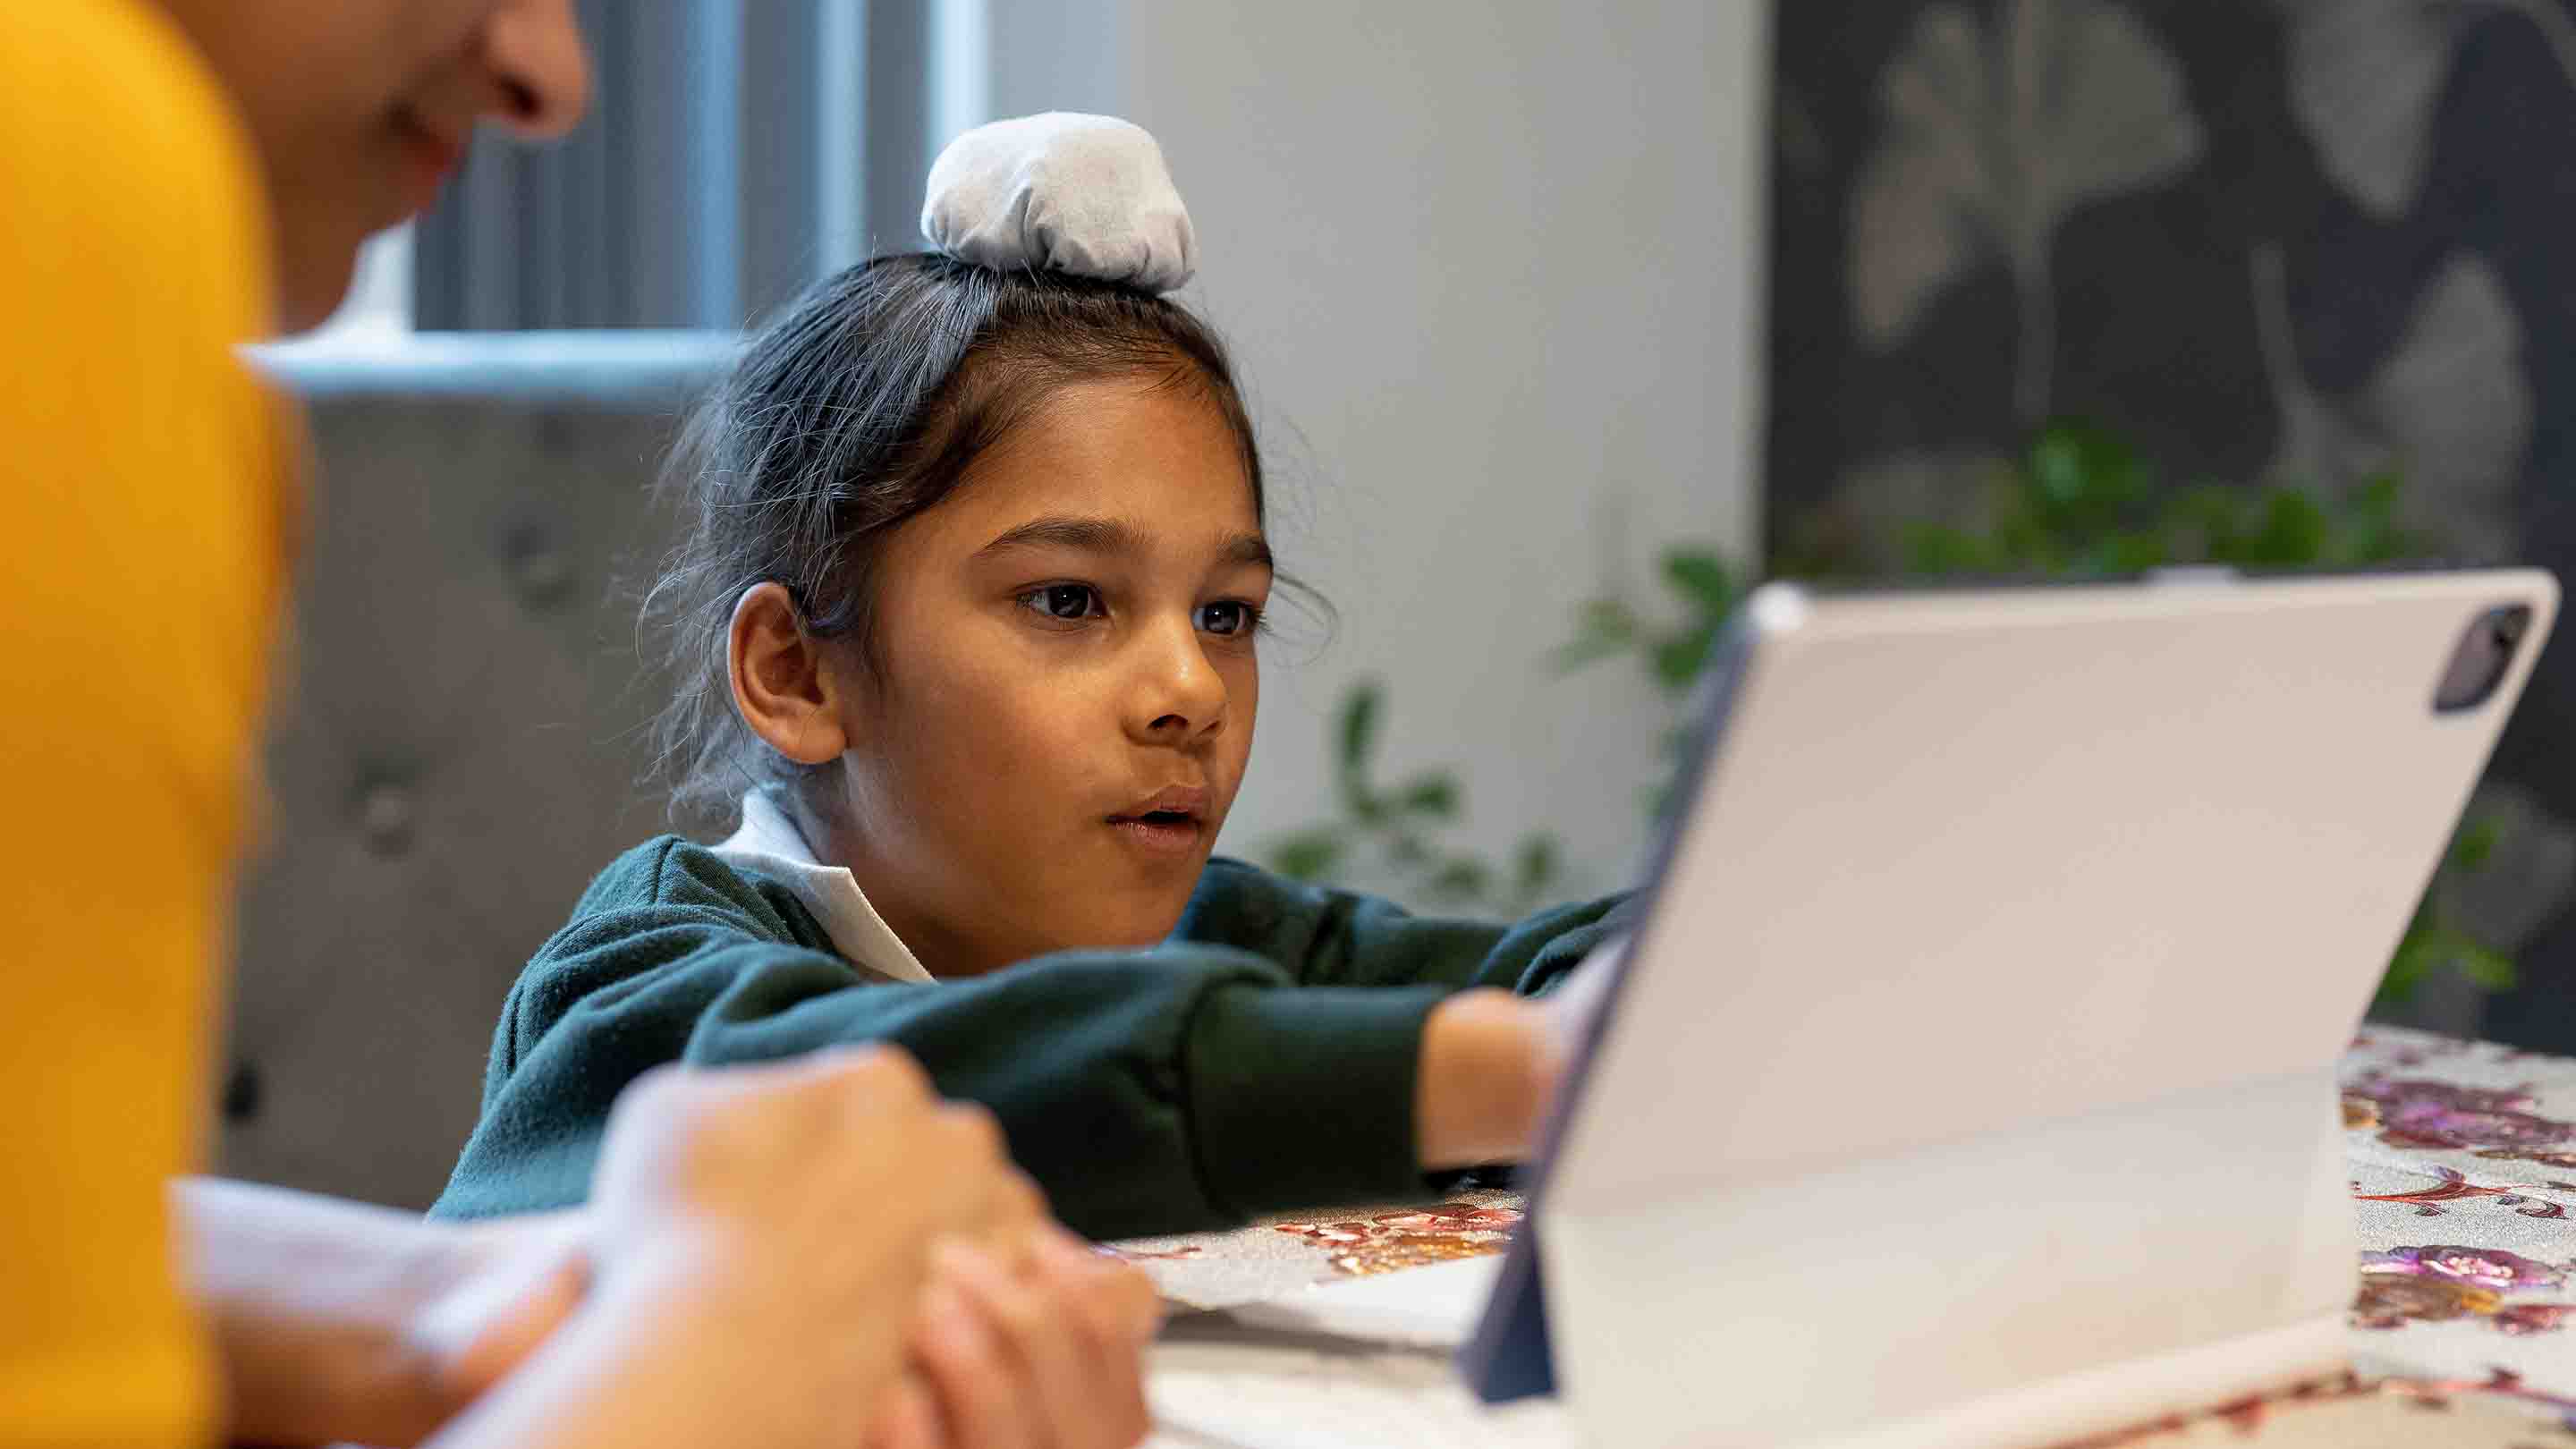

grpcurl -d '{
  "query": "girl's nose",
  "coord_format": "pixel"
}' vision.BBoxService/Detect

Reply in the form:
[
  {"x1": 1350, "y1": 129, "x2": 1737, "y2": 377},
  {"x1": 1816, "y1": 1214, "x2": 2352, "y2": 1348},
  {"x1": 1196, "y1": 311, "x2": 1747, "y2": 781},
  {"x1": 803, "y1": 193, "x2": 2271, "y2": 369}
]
[
  {"x1": 1131, "y1": 622, "x2": 1229, "y2": 742},
  {"x1": 477, "y1": 0, "x2": 591, "y2": 141}
]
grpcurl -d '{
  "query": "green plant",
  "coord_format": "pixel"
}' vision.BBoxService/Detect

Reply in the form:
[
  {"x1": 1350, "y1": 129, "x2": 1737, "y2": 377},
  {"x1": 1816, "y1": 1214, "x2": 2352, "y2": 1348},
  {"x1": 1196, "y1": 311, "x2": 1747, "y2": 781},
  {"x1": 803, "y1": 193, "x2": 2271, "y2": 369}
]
[
  {"x1": 1554, "y1": 547, "x2": 1748, "y2": 817},
  {"x1": 1555, "y1": 549, "x2": 1748, "y2": 694},
  {"x1": 1264, "y1": 678, "x2": 1561, "y2": 913},
  {"x1": 2379, "y1": 817, "x2": 2518, "y2": 1010},
  {"x1": 1895, "y1": 420, "x2": 2422, "y2": 576},
  {"x1": 1558, "y1": 419, "x2": 2512, "y2": 1010}
]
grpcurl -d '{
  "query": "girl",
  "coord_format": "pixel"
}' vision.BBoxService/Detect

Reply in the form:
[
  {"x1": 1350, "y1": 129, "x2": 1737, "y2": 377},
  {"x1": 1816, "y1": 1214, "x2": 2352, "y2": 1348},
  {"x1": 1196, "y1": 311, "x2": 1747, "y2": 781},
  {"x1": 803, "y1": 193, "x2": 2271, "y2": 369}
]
[{"x1": 436, "y1": 114, "x2": 1631, "y2": 1240}]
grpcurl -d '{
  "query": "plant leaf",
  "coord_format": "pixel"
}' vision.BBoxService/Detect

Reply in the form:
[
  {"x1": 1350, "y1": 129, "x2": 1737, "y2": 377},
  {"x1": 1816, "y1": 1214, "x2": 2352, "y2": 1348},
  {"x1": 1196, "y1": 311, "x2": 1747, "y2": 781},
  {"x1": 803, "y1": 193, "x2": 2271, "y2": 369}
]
[
  {"x1": 1269, "y1": 830, "x2": 1346, "y2": 882},
  {"x1": 1513, "y1": 834, "x2": 1560, "y2": 902},
  {"x1": 1423, "y1": 857, "x2": 1491, "y2": 903},
  {"x1": 1661, "y1": 549, "x2": 1739, "y2": 616},
  {"x1": 2249, "y1": 487, "x2": 2329, "y2": 565},
  {"x1": 1337, "y1": 679, "x2": 1382, "y2": 775},
  {"x1": 2161, "y1": 482, "x2": 2250, "y2": 563},
  {"x1": 2451, "y1": 815, "x2": 2504, "y2": 872},
  {"x1": 1553, "y1": 598, "x2": 1641, "y2": 673},
  {"x1": 2405, "y1": 924, "x2": 2520, "y2": 995},
  {"x1": 1335, "y1": 680, "x2": 1385, "y2": 818},
  {"x1": 2454, "y1": 943, "x2": 2519, "y2": 992},
  {"x1": 1902, "y1": 522, "x2": 2002, "y2": 575},
  {"x1": 1397, "y1": 773, "x2": 1461, "y2": 820},
  {"x1": 2375, "y1": 955, "x2": 2426, "y2": 1010},
  {"x1": 2094, "y1": 530, "x2": 2169, "y2": 573},
  {"x1": 1652, "y1": 622, "x2": 1721, "y2": 691},
  {"x1": 2029, "y1": 420, "x2": 2143, "y2": 513},
  {"x1": 2377, "y1": 931, "x2": 2436, "y2": 1009}
]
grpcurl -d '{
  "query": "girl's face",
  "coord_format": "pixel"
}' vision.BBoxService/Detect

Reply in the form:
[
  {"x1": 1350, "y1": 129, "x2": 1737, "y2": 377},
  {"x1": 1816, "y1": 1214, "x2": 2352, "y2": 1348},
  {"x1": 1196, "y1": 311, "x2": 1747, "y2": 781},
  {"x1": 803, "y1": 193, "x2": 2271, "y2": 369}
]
[{"x1": 823, "y1": 376, "x2": 1270, "y2": 976}]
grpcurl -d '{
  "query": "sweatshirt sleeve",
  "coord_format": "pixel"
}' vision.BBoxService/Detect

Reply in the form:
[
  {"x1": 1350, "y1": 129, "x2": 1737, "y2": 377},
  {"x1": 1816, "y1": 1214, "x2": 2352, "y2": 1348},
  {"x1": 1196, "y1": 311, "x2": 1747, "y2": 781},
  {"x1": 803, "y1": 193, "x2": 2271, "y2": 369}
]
[
  {"x1": 435, "y1": 842, "x2": 1457, "y2": 1237},
  {"x1": 1175, "y1": 856, "x2": 1640, "y2": 996}
]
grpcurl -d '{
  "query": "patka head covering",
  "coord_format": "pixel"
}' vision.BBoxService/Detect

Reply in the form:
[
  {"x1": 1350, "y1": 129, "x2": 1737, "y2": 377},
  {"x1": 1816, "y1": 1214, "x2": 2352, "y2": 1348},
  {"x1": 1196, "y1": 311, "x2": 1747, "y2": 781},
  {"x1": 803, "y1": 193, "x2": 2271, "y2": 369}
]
[{"x1": 919, "y1": 112, "x2": 1198, "y2": 294}]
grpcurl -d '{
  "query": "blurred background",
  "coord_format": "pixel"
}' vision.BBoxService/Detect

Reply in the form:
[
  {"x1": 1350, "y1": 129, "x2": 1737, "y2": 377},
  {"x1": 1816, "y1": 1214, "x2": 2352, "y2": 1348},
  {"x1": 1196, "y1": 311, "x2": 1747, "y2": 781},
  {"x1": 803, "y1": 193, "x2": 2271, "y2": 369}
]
[{"x1": 232, "y1": 0, "x2": 2576, "y2": 1210}]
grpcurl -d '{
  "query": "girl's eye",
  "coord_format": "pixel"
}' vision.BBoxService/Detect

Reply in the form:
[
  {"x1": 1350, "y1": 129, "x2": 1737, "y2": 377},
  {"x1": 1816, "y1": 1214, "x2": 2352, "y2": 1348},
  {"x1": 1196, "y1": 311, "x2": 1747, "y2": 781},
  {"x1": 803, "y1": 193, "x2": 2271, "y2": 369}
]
[
  {"x1": 1199, "y1": 601, "x2": 1260, "y2": 636},
  {"x1": 1020, "y1": 584, "x2": 1104, "y2": 622}
]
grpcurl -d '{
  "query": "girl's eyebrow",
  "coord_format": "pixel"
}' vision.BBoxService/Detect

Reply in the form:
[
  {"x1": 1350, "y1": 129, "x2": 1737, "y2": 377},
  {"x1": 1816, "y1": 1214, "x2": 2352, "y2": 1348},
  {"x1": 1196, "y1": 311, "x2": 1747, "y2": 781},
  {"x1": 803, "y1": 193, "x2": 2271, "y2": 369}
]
[{"x1": 976, "y1": 514, "x2": 1273, "y2": 569}]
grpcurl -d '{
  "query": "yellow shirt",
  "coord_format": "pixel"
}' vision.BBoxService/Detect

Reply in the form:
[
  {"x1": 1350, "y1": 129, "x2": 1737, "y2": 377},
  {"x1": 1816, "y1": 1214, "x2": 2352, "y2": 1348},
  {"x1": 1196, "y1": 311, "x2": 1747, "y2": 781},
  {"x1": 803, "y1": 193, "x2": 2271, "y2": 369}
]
[{"x1": 0, "y1": 4, "x2": 284, "y2": 1445}]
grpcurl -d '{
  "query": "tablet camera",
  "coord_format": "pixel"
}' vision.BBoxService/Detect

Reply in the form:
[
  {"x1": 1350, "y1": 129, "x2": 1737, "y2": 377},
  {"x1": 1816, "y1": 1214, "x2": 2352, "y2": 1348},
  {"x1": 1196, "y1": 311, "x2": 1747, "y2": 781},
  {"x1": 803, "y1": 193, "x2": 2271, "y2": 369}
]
[{"x1": 2433, "y1": 603, "x2": 2534, "y2": 714}]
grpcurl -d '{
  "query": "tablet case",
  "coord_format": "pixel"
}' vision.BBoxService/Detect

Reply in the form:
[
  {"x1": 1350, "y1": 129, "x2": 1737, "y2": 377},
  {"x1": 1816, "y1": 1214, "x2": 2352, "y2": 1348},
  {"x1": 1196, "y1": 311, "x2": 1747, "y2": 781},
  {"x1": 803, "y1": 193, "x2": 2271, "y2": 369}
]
[{"x1": 1462, "y1": 571, "x2": 2557, "y2": 1448}]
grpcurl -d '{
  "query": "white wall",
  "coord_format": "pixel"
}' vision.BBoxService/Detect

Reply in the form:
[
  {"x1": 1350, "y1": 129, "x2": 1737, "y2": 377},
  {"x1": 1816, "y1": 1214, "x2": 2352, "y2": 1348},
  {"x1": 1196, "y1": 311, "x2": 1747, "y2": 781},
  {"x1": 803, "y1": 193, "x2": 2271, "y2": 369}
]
[{"x1": 985, "y1": 0, "x2": 1771, "y2": 897}]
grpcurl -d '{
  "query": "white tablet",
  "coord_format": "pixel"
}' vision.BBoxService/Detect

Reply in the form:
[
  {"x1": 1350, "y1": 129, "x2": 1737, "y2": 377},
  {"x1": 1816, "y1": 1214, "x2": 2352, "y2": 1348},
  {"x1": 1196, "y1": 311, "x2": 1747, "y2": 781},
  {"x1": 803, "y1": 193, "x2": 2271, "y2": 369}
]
[{"x1": 1463, "y1": 567, "x2": 2557, "y2": 1449}]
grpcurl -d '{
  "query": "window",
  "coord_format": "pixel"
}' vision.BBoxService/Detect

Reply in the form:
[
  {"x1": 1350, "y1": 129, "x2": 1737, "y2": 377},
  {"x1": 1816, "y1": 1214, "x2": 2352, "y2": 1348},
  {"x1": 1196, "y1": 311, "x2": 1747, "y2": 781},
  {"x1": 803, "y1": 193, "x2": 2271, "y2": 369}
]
[
  {"x1": 411, "y1": 0, "x2": 943, "y2": 332},
  {"x1": 303, "y1": 225, "x2": 415, "y2": 343}
]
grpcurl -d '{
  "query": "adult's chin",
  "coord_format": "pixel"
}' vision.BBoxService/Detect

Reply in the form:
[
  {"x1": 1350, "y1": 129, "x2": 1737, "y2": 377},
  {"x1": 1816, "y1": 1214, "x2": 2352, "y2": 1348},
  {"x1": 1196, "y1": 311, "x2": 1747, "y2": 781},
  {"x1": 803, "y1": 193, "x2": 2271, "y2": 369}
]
[{"x1": 273, "y1": 223, "x2": 364, "y2": 336}]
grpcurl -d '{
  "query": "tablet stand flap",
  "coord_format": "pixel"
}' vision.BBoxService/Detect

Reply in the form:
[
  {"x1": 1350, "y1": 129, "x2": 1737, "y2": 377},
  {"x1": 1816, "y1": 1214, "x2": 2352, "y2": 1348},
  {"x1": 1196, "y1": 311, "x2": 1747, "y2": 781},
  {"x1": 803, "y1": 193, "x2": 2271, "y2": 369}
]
[
  {"x1": 1533, "y1": 1067, "x2": 2357, "y2": 1449},
  {"x1": 1457, "y1": 1224, "x2": 1554, "y2": 1402}
]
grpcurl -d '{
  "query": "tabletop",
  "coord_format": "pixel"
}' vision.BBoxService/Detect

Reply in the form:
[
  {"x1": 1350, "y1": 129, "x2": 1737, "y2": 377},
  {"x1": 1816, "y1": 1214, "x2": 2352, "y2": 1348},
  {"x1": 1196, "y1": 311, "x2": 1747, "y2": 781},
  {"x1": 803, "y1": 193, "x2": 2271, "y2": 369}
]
[{"x1": 1112, "y1": 1024, "x2": 2576, "y2": 1448}]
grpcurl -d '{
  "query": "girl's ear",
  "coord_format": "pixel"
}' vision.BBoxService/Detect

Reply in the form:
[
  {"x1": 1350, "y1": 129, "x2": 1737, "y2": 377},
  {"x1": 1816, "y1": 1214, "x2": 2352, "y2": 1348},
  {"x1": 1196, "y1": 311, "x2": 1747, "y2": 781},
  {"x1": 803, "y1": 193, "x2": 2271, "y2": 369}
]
[{"x1": 728, "y1": 583, "x2": 852, "y2": 766}]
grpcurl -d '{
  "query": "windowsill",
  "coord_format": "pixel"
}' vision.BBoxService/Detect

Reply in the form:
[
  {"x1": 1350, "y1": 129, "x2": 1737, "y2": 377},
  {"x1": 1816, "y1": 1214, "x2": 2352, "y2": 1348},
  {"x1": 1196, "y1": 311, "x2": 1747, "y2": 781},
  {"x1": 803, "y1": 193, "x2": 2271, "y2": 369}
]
[{"x1": 244, "y1": 328, "x2": 744, "y2": 404}]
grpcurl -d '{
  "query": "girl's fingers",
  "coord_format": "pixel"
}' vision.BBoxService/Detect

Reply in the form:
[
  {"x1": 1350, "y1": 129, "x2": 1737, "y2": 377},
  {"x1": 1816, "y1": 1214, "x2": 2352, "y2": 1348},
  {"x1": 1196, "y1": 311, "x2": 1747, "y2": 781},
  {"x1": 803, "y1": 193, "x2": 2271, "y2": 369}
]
[{"x1": 914, "y1": 1269, "x2": 1040, "y2": 1449}]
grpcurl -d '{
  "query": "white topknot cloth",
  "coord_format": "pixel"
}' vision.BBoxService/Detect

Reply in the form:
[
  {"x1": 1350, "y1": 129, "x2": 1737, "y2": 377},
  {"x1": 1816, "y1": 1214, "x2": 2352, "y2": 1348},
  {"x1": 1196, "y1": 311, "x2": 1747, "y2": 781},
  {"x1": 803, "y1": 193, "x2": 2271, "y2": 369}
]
[{"x1": 919, "y1": 112, "x2": 1198, "y2": 293}]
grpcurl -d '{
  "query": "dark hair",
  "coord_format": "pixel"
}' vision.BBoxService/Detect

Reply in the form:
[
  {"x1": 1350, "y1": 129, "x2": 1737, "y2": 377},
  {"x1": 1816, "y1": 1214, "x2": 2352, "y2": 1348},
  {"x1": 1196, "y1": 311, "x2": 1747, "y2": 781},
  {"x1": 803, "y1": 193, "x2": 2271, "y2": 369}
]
[{"x1": 642, "y1": 252, "x2": 1272, "y2": 835}]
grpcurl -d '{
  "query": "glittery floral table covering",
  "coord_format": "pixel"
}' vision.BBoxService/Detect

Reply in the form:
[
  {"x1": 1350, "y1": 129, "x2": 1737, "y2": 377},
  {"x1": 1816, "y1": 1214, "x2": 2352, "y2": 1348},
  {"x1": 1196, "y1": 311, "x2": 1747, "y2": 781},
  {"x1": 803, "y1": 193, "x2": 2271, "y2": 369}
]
[{"x1": 1119, "y1": 1026, "x2": 2576, "y2": 1447}]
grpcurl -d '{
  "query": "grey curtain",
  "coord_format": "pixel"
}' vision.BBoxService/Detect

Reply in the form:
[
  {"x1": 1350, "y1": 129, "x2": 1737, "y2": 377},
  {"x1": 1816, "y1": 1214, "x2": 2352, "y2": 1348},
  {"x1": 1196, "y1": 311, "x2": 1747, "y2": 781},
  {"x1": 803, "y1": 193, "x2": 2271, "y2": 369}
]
[{"x1": 414, "y1": 0, "x2": 941, "y2": 330}]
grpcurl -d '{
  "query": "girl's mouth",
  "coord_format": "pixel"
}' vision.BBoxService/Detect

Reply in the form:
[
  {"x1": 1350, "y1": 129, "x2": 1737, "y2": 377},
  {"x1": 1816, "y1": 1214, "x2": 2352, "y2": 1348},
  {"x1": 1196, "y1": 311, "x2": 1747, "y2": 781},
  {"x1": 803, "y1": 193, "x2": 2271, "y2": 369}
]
[
  {"x1": 1106, "y1": 793, "x2": 1207, "y2": 856},
  {"x1": 1107, "y1": 809, "x2": 1204, "y2": 855}
]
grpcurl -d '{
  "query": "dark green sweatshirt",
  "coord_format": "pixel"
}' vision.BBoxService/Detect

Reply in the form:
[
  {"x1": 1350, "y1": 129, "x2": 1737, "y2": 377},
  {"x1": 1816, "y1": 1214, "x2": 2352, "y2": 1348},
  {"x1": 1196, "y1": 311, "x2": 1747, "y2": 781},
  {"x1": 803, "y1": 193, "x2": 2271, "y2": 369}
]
[{"x1": 430, "y1": 835, "x2": 1632, "y2": 1238}]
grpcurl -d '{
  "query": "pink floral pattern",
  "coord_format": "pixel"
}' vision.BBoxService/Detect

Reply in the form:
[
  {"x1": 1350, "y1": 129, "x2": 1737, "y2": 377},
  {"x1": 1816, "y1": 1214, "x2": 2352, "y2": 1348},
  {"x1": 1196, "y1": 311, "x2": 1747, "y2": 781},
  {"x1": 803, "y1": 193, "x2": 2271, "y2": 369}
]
[
  {"x1": 1269, "y1": 1201, "x2": 1523, "y2": 1277},
  {"x1": 2046, "y1": 1369, "x2": 2576, "y2": 1446},
  {"x1": 2352, "y1": 1165, "x2": 2570, "y2": 1220},
  {"x1": 2343, "y1": 1075, "x2": 2576, "y2": 1154},
  {"x1": 2354, "y1": 1245, "x2": 2576, "y2": 1335}
]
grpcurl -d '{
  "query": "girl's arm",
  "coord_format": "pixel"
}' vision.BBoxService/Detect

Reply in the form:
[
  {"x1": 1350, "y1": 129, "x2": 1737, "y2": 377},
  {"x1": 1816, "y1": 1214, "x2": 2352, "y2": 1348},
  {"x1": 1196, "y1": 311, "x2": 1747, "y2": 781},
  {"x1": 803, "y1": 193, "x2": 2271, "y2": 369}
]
[
  {"x1": 1182, "y1": 857, "x2": 1638, "y2": 1168},
  {"x1": 440, "y1": 840, "x2": 1631, "y2": 1238},
  {"x1": 1177, "y1": 857, "x2": 1636, "y2": 996}
]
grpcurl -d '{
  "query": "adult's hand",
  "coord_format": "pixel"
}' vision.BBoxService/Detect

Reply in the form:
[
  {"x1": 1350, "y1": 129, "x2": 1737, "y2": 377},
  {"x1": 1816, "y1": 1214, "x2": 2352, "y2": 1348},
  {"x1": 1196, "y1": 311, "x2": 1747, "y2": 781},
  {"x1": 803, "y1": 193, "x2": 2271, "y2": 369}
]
[
  {"x1": 177, "y1": 1180, "x2": 583, "y2": 1449},
  {"x1": 431, "y1": 1046, "x2": 1048, "y2": 1449},
  {"x1": 867, "y1": 1227, "x2": 1162, "y2": 1449}
]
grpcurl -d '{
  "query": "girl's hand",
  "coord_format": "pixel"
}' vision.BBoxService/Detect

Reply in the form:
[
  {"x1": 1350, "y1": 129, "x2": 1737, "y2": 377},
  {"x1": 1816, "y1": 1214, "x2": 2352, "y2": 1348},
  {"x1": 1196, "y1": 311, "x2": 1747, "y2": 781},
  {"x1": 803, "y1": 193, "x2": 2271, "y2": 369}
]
[
  {"x1": 1414, "y1": 939, "x2": 1630, "y2": 1170},
  {"x1": 1416, "y1": 989, "x2": 1553, "y2": 1168},
  {"x1": 868, "y1": 1228, "x2": 1162, "y2": 1449},
  {"x1": 1539, "y1": 938, "x2": 1626, "y2": 1068}
]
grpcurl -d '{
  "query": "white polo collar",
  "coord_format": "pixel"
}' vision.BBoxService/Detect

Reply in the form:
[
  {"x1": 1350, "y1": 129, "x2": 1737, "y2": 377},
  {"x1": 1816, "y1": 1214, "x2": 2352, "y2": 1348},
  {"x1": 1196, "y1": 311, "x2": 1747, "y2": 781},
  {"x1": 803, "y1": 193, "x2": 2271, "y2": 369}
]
[{"x1": 711, "y1": 792, "x2": 935, "y2": 984}]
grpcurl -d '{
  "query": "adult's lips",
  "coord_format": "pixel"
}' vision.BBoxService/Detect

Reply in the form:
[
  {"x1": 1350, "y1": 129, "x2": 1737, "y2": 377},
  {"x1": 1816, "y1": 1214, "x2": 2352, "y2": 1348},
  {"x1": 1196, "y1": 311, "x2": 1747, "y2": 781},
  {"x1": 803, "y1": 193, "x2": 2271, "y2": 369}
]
[{"x1": 393, "y1": 107, "x2": 469, "y2": 215}]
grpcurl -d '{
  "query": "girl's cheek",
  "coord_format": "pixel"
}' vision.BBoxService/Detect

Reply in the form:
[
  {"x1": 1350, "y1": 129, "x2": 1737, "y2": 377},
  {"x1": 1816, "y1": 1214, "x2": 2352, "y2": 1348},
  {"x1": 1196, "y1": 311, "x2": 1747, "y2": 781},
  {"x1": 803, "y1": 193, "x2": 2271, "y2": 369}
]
[{"x1": 1224, "y1": 654, "x2": 1261, "y2": 715}]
